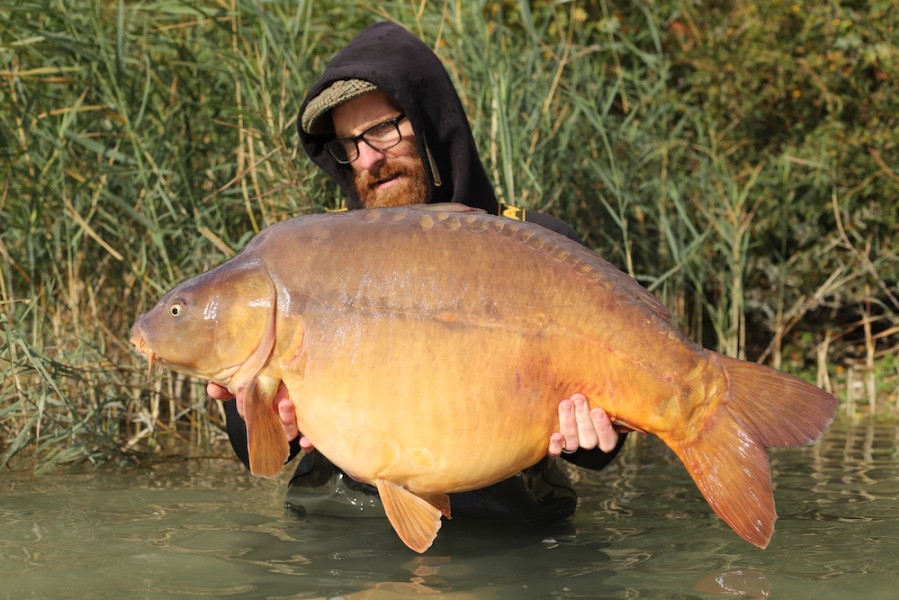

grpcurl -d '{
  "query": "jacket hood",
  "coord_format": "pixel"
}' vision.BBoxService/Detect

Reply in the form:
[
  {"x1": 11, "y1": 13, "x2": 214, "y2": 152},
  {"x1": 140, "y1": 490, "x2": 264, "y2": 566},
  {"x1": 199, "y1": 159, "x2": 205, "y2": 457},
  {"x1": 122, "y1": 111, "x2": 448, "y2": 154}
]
[{"x1": 297, "y1": 22, "x2": 498, "y2": 213}]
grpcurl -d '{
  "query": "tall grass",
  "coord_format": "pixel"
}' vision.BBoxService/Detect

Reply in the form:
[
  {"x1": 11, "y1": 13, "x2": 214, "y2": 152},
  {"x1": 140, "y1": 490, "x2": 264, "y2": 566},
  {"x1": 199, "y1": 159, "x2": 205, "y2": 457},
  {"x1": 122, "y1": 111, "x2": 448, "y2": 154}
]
[{"x1": 1, "y1": 0, "x2": 897, "y2": 472}]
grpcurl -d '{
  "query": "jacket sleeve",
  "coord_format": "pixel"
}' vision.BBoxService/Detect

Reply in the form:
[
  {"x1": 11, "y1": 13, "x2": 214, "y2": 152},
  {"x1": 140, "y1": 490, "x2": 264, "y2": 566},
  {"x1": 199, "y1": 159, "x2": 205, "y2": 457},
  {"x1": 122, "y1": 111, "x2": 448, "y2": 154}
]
[{"x1": 561, "y1": 433, "x2": 628, "y2": 470}]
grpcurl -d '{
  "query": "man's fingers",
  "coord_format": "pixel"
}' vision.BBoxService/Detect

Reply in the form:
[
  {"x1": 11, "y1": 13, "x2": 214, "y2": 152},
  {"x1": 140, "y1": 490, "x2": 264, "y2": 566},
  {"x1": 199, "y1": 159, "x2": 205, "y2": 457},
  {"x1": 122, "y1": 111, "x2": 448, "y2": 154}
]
[
  {"x1": 206, "y1": 382, "x2": 234, "y2": 401},
  {"x1": 572, "y1": 394, "x2": 599, "y2": 450},
  {"x1": 591, "y1": 407, "x2": 618, "y2": 452},
  {"x1": 558, "y1": 398, "x2": 579, "y2": 452},
  {"x1": 547, "y1": 432, "x2": 565, "y2": 459},
  {"x1": 277, "y1": 396, "x2": 300, "y2": 441},
  {"x1": 552, "y1": 394, "x2": 621, "y2": 458},
  {"x1": 217, "y1": 380, "x2": 305, "y2": 446}
]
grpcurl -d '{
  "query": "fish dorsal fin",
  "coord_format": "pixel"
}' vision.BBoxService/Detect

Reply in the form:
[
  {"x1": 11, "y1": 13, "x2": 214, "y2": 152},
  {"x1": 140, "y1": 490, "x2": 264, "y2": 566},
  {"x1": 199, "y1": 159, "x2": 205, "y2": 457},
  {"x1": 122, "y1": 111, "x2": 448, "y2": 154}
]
[
  {"x1": 240, "y1": 375, "x2": 290, "y2": 478},
  {"x1": 375, "y1": 479, "x2": 446, "y2": 553}
]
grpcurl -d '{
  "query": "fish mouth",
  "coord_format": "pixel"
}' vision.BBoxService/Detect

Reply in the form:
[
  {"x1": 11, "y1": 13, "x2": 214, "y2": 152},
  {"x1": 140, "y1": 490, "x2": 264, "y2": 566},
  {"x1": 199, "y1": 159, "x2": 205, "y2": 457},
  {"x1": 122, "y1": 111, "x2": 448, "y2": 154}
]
[
  {"x1": 129, "y1": 333, "x2": 156, "y2": 377},
  {"x1": 129, "y1": 331, "x2": 238, "y2": 384}
]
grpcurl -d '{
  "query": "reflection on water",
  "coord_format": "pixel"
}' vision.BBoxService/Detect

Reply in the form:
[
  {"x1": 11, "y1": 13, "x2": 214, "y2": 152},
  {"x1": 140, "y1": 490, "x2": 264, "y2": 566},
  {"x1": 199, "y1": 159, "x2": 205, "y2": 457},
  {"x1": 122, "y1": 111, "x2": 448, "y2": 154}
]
[{"x1": 2, "y1": 416, "x2": 898, "y2": 599}]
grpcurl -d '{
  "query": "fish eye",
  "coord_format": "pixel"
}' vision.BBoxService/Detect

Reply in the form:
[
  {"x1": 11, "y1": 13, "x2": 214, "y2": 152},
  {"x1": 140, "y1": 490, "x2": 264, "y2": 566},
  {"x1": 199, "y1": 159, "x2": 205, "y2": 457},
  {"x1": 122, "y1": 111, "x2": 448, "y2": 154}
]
[{"x1": 169, "y1": 303, "x2": 184, "y2": 317}]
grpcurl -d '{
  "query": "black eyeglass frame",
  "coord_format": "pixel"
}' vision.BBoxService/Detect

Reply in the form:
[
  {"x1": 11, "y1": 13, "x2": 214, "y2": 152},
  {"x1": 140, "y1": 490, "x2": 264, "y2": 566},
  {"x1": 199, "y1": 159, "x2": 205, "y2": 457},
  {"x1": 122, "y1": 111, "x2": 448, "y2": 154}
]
[{"x1": 325, "y1": 113, "x2": 408, "y2": 164}]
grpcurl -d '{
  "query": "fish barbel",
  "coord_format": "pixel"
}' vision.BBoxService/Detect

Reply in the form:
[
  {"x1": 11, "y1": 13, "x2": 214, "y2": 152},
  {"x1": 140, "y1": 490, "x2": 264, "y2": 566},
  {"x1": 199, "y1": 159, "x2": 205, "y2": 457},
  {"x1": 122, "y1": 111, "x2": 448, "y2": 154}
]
[{"x1": 130, "y1": 204, "x2": 837, "y2": 552}]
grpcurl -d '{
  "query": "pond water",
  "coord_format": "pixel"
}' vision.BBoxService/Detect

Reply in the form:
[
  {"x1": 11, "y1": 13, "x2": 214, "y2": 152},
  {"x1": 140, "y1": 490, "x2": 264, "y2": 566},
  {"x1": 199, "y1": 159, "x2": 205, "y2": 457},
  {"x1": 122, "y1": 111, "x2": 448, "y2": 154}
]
[{"x1": 2, "y1": 416, "x2": 897, "y2": 599}]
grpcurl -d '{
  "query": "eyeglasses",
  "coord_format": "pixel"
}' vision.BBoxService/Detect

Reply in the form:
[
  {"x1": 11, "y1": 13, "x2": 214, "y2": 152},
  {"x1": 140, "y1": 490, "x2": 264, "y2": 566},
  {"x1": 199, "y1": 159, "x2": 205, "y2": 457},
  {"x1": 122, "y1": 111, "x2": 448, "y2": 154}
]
[{"x1": 325, "y1": 113, "x2": 407, "y2": 164}]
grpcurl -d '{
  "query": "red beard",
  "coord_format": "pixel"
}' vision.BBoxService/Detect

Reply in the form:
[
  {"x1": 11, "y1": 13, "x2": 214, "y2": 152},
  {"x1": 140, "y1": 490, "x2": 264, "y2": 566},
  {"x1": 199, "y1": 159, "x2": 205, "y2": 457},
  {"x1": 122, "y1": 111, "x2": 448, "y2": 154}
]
[{"x1": 354, "y1": 157, "x2": 429, "y2": 208}]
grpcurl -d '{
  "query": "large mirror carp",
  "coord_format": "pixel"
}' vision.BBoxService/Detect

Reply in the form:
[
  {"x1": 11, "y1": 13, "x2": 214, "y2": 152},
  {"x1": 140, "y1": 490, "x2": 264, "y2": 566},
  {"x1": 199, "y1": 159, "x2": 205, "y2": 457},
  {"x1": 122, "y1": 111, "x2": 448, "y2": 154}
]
[{"x1": 131, "y1": 204, "x2": 837, "y2": 553}]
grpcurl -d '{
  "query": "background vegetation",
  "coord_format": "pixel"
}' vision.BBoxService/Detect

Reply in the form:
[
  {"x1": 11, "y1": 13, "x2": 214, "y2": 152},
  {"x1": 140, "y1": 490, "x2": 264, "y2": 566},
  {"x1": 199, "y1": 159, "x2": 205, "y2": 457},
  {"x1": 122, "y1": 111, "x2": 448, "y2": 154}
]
[{"x1": 2, "y1": 0, "x2": 896, "y2": 472}]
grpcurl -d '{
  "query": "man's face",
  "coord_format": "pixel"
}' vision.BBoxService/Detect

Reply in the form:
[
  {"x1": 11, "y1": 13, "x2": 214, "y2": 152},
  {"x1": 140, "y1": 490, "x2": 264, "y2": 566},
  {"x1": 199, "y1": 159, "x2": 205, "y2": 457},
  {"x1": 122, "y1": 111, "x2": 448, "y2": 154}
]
[{"x1": 331, "y1": 90, "x2": 428, "y2": 208}]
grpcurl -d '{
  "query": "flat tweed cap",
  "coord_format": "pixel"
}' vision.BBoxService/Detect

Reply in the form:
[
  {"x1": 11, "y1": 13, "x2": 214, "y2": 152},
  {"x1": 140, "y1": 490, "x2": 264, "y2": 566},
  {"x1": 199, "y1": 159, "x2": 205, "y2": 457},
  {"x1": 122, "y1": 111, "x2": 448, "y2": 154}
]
[{"x1": 301, "y1": 79, "x2": 378, "y2": 135}]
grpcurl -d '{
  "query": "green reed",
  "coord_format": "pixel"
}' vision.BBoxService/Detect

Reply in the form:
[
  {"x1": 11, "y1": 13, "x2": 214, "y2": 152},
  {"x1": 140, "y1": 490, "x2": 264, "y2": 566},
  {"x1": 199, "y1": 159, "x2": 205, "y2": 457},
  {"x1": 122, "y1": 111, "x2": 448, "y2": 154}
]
[{"x1": 1, "y1": 0, "x2": 896, "y2": 471}]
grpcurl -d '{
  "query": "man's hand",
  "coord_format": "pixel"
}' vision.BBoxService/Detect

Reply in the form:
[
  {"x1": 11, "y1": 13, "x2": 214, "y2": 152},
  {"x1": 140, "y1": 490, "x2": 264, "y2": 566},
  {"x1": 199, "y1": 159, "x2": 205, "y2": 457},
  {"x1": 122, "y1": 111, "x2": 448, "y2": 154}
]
[
  {"x1": 548, "y1": 393, "x2": 618, "y2": 458},
  {"x1": 206, "y1": 381, "x2": 234, "y2": 401},
  {"x1": 207, "y1": 381, "x2": 314, "y2": 451}
]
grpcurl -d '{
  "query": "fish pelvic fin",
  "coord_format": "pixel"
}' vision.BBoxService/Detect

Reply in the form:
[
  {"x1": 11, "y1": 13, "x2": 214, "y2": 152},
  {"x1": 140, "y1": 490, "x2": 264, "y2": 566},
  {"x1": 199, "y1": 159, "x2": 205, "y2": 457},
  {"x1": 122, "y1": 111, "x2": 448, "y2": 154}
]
[
  {"x1": 672, "y1": 352, "x2": 837, "y2": 549},
  {"x1": 240, "y1": 376, "x2": 290, "y2": 478},
  {"x1": 375, "y1": 479, "x2": 448, "y2": 553}
]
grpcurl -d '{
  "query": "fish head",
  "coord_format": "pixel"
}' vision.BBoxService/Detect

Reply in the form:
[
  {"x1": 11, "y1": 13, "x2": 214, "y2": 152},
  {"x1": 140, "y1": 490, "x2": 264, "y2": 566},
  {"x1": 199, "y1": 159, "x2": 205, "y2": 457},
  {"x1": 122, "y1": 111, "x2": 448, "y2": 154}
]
[{"x1": 130, "y1": 258, "x2": 277, "y2": 386}]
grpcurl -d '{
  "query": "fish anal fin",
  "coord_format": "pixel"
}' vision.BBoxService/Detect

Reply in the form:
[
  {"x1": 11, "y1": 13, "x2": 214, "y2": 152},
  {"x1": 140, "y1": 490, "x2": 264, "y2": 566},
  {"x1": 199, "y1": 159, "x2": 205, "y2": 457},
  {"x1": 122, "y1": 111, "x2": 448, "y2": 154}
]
[
  {"x1": 240, "y1": 377, "x2": 290, "y2": 478},
  {"x1": 422, "y1": 493, "x2": 452, "y2": 520},
  {"x1": 376, "y1": 479, "x2": 444, "y2": 553}
]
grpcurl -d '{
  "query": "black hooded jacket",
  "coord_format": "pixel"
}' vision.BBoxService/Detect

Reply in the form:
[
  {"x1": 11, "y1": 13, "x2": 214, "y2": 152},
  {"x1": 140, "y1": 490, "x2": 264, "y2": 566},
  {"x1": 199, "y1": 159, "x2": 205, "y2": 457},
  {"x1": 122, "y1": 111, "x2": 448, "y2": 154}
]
[
  {"x1": 297, "y1": 21, "x2": 581, "y2": 242},
  {"x1": 224, "y1": 22, "x2": 625, "y2": 478}
]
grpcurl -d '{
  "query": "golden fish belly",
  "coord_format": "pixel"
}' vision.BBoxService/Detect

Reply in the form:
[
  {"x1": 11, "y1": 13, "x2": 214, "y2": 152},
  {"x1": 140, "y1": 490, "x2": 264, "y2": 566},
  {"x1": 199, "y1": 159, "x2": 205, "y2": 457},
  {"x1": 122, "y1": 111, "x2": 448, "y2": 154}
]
[
  {"x1": 276, "y1": 290, "x2": 711, "y2": 495},
  {"x1": 283, "y1": 317, "x2": 561, "y2": 493}
]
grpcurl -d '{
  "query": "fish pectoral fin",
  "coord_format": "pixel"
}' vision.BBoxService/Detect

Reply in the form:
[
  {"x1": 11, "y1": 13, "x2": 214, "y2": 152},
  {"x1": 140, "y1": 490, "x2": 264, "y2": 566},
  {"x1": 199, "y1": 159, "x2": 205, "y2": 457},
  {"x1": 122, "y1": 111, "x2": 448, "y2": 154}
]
[
  {"x1": 375, "y1": 479, "x2": 445, "y2": 553},
  {"x1": 239, "y1": 376, "x2": 290, "y2": 479}
]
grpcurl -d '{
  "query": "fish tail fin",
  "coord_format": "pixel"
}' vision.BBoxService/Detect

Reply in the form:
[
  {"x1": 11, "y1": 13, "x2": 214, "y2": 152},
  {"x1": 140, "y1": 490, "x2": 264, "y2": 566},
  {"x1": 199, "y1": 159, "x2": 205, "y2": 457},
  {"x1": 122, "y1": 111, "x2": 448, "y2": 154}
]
[
  {"x1": 669, "y1": 352, "x2": 837, "y2": 549},
  {"x1": 241, "y1": 377, "x2": 290, "y2": 478}
]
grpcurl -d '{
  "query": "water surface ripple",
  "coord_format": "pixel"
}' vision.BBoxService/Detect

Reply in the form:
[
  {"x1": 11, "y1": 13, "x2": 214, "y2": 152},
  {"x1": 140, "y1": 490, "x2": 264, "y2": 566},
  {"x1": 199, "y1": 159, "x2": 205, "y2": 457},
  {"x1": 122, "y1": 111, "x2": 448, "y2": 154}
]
[{"x1": 2, "y1": 416, "x2": 896, "y2": 599}]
